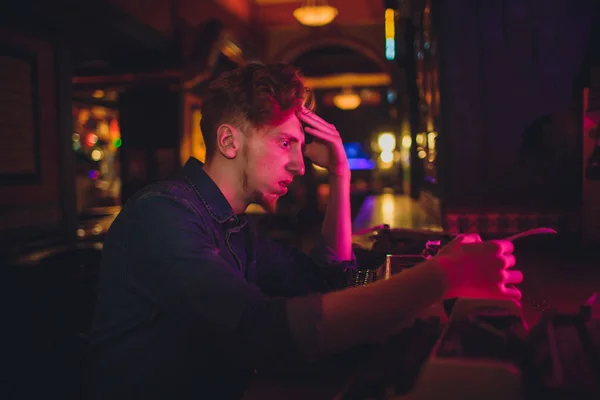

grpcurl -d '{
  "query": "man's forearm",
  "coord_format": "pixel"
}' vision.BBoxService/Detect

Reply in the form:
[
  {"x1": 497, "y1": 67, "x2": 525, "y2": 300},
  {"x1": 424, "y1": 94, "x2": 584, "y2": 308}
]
[
  {"x1": 321, "y1": 173, "x2": 353, "y2": 260},
  {"x1": 287, "y1": 257, "x2": 449, "y2": 360}
]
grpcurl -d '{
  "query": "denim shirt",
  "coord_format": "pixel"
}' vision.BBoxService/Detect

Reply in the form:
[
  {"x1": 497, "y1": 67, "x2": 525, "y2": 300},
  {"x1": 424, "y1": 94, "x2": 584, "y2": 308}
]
[{"x1": 86, "y1": 157, "x2": 356, "y2": 400}]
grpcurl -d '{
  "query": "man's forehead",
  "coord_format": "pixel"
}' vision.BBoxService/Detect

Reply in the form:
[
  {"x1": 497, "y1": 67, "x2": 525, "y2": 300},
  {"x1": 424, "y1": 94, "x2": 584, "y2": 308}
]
[{"x1": 267, "y1": 113, "x2": 304, "y2": 138}]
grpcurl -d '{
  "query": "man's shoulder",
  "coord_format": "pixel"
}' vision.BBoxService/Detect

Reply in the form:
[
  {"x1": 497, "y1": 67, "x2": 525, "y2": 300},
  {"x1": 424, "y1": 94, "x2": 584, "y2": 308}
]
[
  {"x1": 105, "y1": 179, "x2": 215, "y2": 248},
  {"x1": 133, "y1": 179, "x2": 193, "y2": 200},
  {"x1": 126, "y1": 178, "x2": 205, "y2": 218}
]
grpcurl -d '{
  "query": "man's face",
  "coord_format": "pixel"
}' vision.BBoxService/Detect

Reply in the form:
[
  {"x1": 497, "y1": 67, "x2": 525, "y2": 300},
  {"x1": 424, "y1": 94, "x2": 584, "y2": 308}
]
[{"x1": 241, "y1": 112, "x2": 306, "y2": 213}]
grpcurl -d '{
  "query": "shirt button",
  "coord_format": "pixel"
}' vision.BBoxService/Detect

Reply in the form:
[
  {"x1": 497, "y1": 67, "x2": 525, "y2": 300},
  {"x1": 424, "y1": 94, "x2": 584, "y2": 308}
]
[{"x1": 229, "y1": 217, "x2": 235, "y2": 223}]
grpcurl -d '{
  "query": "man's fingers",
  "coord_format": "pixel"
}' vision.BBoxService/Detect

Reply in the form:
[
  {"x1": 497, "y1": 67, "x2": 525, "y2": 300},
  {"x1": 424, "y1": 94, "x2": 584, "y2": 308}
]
[
  {"x1": 493, "y1": 239, "x2": 514, "y2": 255},
  {"x1": 504, "y1": 269, "x2": 523, "y2": 284},
  {"x1": 472, "y1": 240, "x2": 514, "y2": 255},
  {"x1": 299, "y1": 110, "x2": 337, "y2": 135},
  {"x1": 499, "y1": 284, "x2": 522, "y2": 301},
  {"x1": 300, "y1": 120, "x2": 337, "y2": 139},
  {"x1": 304, "y1": 126, "x2": 338, "y2": 141},
  {"x1": 503, "y1": 254, "x2": 517, "y2": 269},
  {"x1": 300, "y1": 107, "x2": 335, "y2": 129}
]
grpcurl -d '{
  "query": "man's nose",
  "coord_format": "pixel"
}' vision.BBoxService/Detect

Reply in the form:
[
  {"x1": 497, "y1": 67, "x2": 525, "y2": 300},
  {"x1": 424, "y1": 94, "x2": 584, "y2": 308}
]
[{"x1": 288, "y1": 151, "x2": 305, "y2": 176}]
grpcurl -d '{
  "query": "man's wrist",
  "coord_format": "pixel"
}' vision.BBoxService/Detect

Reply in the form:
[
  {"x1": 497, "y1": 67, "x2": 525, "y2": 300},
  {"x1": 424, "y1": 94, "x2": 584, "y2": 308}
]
[
  {"x1": 328, "y1": 165, "x2": 351, "y2": 180},
  {"x1": 329, "y1": 173, "x2": 351, "y2": 182},
  {"x1": 326, "y1": 154, "x2": 351, "y2": 178}
]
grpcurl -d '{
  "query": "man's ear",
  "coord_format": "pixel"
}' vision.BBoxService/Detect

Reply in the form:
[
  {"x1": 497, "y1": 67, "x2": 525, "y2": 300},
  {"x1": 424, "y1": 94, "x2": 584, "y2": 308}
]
[{"x1": 215, "y1": 124, "x2": 241, "y2": 159}]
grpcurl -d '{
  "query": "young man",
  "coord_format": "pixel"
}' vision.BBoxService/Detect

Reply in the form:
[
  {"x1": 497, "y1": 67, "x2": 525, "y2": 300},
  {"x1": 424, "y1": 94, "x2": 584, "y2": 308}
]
[{"x1": 86, "y1": 64, "x2": 523, "y2": 399}]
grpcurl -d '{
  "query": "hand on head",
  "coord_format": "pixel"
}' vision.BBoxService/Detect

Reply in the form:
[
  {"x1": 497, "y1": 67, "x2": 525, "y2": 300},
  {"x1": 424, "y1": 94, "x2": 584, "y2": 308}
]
[
  {"x1": 297, "y1": 107, "x2": 349, "y2": 177},
  {"x1": 436, "y1": 234, "x2": 523, "y2": 300}
]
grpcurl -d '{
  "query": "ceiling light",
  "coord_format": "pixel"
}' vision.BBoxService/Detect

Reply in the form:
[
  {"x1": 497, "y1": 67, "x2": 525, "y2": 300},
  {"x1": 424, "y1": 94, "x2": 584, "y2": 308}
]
[
  {"x1": 293, "y1": 0, "x2": 338, "y2": 27},
  {"x1": 333, "y1": 88, "x2": 361, "y2": 110}
]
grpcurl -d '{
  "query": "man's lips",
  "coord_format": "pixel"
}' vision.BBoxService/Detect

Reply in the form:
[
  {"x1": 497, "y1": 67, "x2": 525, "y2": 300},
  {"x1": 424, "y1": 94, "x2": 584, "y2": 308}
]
[{"x1": 278, "y1": 180, "x2": 292, "y2": 193}]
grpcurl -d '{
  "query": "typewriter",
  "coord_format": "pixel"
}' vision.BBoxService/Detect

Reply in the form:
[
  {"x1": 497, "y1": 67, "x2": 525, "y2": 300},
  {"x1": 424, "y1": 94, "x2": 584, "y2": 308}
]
[
  {"x1": 391, "y1": 294, "x2": 600, "y2": 400},
  {"x1": 341, "y1": 226, "x2": 600, "y2": 400},
  {"x1": 349, "y1": 224, "x2": 451, "y2": 287},
  {"x1": 336, "y1": 295, "x2": 600, "y2": 400}
]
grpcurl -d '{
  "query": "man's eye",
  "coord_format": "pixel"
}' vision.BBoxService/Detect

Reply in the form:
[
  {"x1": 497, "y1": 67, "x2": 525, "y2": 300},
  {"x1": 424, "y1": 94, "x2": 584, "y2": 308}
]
[{"x1": 280, "y1": 140, "x2": 291, "y2": 149}]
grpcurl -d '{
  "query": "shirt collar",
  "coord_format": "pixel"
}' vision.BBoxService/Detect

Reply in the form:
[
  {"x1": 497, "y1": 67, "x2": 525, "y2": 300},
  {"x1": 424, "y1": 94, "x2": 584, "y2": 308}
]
[{"x1": 182, "y1": 157, "x2": 246, "y2": 228}]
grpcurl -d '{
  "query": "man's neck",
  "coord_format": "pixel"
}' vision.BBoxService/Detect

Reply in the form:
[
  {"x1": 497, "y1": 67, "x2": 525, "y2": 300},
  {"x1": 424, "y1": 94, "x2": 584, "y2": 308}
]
[{"x1": 203, "y1": 159, "x2": 249, "y2": 214}]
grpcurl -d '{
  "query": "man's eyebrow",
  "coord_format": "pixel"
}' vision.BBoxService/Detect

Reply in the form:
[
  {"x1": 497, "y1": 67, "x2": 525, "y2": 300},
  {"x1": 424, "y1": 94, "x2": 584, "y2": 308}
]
[{"x1": 278, "y1": 133, "x2": 302, "y2": 143}]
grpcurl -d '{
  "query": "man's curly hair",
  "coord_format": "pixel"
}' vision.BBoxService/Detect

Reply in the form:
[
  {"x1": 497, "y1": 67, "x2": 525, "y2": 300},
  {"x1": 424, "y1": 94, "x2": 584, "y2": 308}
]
[{"x1": 200, "y1": 63, "x2": 314, "y2": 161}]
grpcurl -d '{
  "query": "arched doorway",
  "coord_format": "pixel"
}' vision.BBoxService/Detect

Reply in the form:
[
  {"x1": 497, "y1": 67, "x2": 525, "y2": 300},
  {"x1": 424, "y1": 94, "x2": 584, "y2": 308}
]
[{"x1": 273, "y1": 35, "x2": 403, "y2": 89}]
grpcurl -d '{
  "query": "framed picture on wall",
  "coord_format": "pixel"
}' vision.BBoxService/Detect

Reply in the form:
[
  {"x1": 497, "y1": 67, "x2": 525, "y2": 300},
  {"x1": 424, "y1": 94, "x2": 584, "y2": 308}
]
[
  {"x1": 0, "y1": 43, "x2": 41, "y2": 184},
  {"x1": 0, "y1": 29, "x2": 62, "y2": 246}
]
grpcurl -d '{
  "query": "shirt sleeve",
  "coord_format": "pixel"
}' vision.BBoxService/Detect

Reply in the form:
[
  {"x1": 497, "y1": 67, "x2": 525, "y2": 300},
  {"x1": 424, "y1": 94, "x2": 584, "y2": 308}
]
[
  {"x1": 253, "y1": 226, "x2": 357, "y2": 298},
  {"x1": 126, "y1": 194, "x2": 320, "y2": 368}
]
